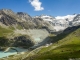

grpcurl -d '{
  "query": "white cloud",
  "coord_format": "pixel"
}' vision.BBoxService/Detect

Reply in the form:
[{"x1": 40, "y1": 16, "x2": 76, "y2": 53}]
[{"x1": 29, "y1": 0, "x2": 44, "y2": 11}]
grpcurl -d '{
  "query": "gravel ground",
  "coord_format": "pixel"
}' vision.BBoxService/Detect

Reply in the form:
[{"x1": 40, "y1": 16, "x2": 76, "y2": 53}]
[{"x1": 14, "y1": 29, "x2": 49, "y2": 44}]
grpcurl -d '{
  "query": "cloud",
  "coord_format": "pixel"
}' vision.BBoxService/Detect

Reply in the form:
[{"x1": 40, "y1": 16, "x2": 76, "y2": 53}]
[{"x1": 29, "y1": 0, "x2": 44, "y2": 11}]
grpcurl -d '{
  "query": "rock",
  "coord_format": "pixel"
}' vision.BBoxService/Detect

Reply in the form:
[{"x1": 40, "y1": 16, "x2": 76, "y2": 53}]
[{"x1": 13, "y1": 35, "x2": 34, "y2": 48}]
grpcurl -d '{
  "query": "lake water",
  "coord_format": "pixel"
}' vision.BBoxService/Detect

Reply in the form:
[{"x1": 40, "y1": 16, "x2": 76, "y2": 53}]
[
  {"x1": 35, "y1": 38, "x2": 41, "y2": 43},
  {"x1": 0, "y1": 47, "x2": 27, "y2": 58}
]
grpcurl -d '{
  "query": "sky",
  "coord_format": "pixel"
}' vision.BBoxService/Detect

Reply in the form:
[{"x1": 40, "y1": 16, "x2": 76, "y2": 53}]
[{"x1": 0, "y1": 0, "x2": 80, "y2": 17}]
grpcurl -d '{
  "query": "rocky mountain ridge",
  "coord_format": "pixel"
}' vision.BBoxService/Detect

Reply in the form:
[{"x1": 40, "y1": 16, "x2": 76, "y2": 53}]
[
  {"x1": 0, "y1": 9, "x2": 80, "y2": 59},
  {"x1": 1, "y1": 9, "x2": 80, "y2": 32},
  {"x1": 0, "y1": 9, "x2": 80, "y2": 49},
  {"x1": 0, "y1": 9, "x2": 52, "y2": 30},
  {"x1": 34, "y1": 14, "x2": 80, "y2": 31},
  {"x1": 0, "y1": 9, "x2": 53, "y2": 50}
]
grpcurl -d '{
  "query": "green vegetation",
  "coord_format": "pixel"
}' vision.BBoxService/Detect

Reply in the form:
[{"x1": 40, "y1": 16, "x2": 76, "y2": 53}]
[
  {"x1": 0, "y1": 37, "x2": 9, "y2": 47},
  {"x1": 16, "y1": 24, "x2": 23, "y2": 30},
  {"x1": 9, "y1": 26, "x2": 15, "y2": 30},
  {"x1": 24, "y1": 27, "x2": 80, "y2": 60},
  {"x1": 0, "y1": 26, "x2": 13, "y2": 49},
  {"x1": 0, "y1": 27, "x2": 80, "y2": 60},
  {"x1": 49, "y1": 34, "x2": 55, "y2": 37},
  {"x1": 13, "y1": 35, "x2": 34, "y2": 48},
  {"x1": 0, "y1": 26, "x2": 13, "y2": 37}
]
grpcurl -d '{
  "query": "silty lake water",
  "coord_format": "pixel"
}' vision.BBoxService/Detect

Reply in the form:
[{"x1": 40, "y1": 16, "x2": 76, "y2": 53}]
[{"x1": 0, "y1": 47, "x2": 27, "y2": 58}]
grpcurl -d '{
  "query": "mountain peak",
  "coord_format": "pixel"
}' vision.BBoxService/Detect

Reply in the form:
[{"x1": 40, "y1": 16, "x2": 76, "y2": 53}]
[
  {"x1": 34, "y1": 14, "x2": 55, "y2": 22},
  {"x1": 1, "y1": 9, "x2": 13, "y2": 13},
  {"x1": 17, "y1": 12, "x2": 27, "y2": 15}
]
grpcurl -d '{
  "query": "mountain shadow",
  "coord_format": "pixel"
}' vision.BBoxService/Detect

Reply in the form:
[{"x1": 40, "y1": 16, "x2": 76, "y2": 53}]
[
  {"x1": 49, "y1": 25, "x2": 80, "y2": 43},
  {"x1": 0, "y1": 37, "x2": 9, "y2": 47}
]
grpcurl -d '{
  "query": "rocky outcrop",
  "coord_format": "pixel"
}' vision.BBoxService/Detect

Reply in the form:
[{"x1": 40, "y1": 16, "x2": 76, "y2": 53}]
[
  {"x1": 33, "y1": 18, "x2": 51, "y2": 28},
  {"x1": 13, "y1": 35, "x2": 34, "y2": 48},
  {"x1": 0, "y1": 35, "x2": 34, "y2": 49},
  {"x1": 17, "y1": 12, "x2": 33, "y2": 21}
]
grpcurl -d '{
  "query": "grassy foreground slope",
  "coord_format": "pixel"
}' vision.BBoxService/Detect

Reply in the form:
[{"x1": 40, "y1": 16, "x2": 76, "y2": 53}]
[{"x1": 25, "y1": 26, "x2": 80, "y2": 60}]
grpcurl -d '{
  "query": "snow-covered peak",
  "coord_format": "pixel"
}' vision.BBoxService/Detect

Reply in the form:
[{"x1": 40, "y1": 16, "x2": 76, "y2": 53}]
[
  {"x1": 34, "y1": 15, "x2": 55, "y2": 22},
  {"x1": 40, "y1": 15, "x2": 55, "y2": 22},
  {"x1": 51, "y1": 14, "x2": 77, "y2": 32},
  {"x1": 54, "y1": 26, "x2": 66, "y2": 31},
  {"x1": 55, "y1": 14, "x2": 77, "y2": 21},
  {"x1": 34, "y1": 14, "x2": 80, "y2": 32}
]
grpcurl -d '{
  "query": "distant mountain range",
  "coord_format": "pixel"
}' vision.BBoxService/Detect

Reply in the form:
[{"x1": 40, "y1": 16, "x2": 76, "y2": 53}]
[
  {"x1": 0, "y1": 9, "x2": 80, "y2": 60},
  {"x1": 0, "y1": 9, "x2": 54, "y2": 50},
  {"x1": 0, "y1": 9, "x2": 80, "y2": 32},
  {"x1": 34, "y1": 14, "x2": 80, "y2": 31},
  {"x1": 0, "y1": 9, "x2": 54, "y2": 30}
]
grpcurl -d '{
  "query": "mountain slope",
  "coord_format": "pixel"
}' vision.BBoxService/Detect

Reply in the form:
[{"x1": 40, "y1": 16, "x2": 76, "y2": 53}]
[
  {"x1": 0, "y1": 26, "x2": 13, "y2": 37},
  {"x1": 24, "y1": 26, "x2": 80, "y2": 60},
  {"x1": 0, "y1": 9, "x2": 80, "y2": 60},
  {"x1": 0, "y1": 9, "x2": 53, "y2": 51},
  {"x1": 1, "y1": 26, "x2": 80, "y2": 60}
]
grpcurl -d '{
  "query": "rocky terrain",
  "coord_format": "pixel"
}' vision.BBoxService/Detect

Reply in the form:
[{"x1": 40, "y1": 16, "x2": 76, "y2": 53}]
[
  {"x1": 0, "y1": 23, "x2": 80, "y2": 60},
  {"x1": 0, "y1": 9, "x2": 80, "y2": 49},
  {"x1": 0, "y1": 9, "x2": 53, "y2": 51},
  {"x1": 35, "y1": 14, "x2": 80, "y2": 31},
  {"x1": 0, "y1": 9, "x2": 80, "y2": 59}
]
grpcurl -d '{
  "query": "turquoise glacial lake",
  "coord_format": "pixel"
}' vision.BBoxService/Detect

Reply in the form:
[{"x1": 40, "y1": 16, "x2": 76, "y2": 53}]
[{"x1": 0, "y1": 47, "x2": 27, "y2": 58}]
